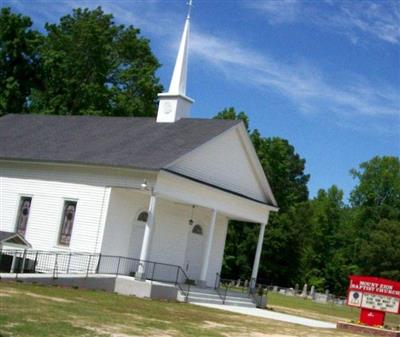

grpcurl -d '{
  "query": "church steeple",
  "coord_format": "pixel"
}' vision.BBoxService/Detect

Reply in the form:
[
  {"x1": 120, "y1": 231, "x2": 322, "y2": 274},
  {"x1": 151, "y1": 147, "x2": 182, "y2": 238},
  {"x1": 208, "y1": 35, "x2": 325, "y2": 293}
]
[{"x1": 156, "y1": 1, "x2": 194, "y2": 123}]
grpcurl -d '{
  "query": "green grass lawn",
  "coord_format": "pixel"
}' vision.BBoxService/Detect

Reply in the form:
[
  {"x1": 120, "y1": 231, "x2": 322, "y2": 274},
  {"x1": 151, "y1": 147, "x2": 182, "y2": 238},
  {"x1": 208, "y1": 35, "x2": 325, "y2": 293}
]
[
  {"x1": 0, "y1": 280, "x2": 364, "y2": 337},
  {"x1": 267, "y1": 291, "x2": 400, "y2": 328}
]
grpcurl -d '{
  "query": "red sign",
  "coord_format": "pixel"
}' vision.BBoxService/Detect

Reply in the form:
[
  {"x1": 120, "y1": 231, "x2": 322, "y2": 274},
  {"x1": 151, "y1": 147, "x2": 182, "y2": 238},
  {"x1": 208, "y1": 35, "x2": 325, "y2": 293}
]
[{"x1": 346, "y1": 276, "x2": 400, "y2": 326}]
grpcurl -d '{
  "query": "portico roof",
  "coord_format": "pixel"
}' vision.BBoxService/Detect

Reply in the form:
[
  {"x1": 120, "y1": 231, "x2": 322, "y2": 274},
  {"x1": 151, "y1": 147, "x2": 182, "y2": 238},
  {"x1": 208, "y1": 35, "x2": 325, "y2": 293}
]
[{"x1": 0, "y1": 231, "x2": 32, "y2": 248}]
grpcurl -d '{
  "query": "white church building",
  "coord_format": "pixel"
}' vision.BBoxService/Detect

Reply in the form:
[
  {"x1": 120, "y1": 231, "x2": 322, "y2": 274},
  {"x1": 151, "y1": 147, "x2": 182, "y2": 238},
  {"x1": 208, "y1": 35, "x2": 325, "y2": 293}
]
[{"x1": 0, "y1": 4, "x2": 278, "y2": 288}]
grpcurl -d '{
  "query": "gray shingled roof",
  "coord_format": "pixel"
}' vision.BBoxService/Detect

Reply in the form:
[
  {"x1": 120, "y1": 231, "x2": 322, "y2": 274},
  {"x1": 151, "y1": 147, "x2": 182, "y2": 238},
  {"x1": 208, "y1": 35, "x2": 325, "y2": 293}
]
[
  {"x1": 0, "y1": 114, "x2": 240, "y2": 170},
  {"x1": 0, "y1": 231, "x2": 16, "y2": 242},
  {"x1": 0, "y1": 230, "x2": 32, "y2": 247}
]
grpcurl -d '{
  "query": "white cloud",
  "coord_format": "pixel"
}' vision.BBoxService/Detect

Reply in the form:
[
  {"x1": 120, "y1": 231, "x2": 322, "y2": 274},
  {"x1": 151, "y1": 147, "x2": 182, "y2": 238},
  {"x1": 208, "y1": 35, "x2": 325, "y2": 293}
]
[
  {"x1": 249, "y1": 0, "x2": 400, "y2": 45},
  {"x1": 190, "y1": 30, "x2": 399, "y2": 121},
  {"x1": 250, "y1": 0, "x2": 301, "y2": 24}
]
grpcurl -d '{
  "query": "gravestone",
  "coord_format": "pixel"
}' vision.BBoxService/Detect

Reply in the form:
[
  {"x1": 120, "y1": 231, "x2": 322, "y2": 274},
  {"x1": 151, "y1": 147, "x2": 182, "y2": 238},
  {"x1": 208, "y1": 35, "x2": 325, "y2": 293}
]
[
  {"x1": 244, "y1": 279, "x2": 249, "y2": 288},
  {"x1": 301, "y1": 283, "x2": 308, "y2": 297},
  {"x1": 236, "y1": 279, "x2": 241, "y2": 287},
  {"x1": 325, "y1": 289, "x2": 330, "y2": 301},
  {"x1": 315, "y1": 293, "x2": 329, "y2": 303},
  {"x1": 310, "y1": 285, "x2": 316, "y2": 300},
  {"x1": 295, "y1": 283, "x2": 299, "y2": 294},
  {"x1": 273, "y1": 286, "x2": 278, "y2": 292}
]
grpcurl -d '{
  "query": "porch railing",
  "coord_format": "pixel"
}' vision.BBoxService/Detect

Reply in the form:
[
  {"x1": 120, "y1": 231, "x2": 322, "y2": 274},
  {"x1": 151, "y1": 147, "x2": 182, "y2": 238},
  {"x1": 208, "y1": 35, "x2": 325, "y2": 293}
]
[
  {"x1": 0, "y1": 249, "x2": 191, "y2": 300},
  {"x1": 214, "y1": 273, "x2": 261, "y2": 305}
]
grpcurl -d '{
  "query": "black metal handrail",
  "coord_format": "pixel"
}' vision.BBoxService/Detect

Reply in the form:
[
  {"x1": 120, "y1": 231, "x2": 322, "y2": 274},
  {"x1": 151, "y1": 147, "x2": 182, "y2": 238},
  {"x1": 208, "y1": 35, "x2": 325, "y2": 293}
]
[
  {"x1": 248, "y1": 278, "x2": 259, "y2": 304},
  {"x1": 214, "y1": 272, "x2": 224, "y2": 302},
  {"x1": 0, "y1": 249, "x2": 191, "y2": 300},
  {"x1": 214, "y1": 273, "x2": 263, "y2": 305},
  {"x1": 174, "y1": 266, "x2": 191, "y2": 301},
  {"x1": 214, "y1": 273, "x2": 233, "y2": 304}
]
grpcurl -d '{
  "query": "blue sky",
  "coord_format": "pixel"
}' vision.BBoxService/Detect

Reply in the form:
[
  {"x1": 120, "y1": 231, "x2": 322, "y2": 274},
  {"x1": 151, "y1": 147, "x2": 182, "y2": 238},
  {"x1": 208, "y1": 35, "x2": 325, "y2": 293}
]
[{"x1": 3, "y1": 0, "x2": 400, "y2": 201}]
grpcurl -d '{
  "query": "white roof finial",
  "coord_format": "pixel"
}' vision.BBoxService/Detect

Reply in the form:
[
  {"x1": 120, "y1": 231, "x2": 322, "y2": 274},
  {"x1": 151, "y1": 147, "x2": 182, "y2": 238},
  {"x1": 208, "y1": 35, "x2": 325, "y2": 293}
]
[{"x1": 187, "y1": 0, "x2": 193, "y2": 19}]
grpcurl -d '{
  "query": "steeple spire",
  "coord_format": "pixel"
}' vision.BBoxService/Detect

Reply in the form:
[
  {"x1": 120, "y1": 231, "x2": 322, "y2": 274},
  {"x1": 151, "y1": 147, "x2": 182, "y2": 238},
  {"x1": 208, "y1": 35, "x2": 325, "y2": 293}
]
[{"x1": 156, "y1": 1, "x2": 194, "y2": 123}]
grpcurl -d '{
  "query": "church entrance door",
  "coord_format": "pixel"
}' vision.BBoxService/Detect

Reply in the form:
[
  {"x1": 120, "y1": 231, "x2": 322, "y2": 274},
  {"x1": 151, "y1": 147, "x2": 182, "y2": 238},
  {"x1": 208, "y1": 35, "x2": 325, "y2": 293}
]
[{"x1": 184, "y1": 224, "x2": 205, "y2": 282}]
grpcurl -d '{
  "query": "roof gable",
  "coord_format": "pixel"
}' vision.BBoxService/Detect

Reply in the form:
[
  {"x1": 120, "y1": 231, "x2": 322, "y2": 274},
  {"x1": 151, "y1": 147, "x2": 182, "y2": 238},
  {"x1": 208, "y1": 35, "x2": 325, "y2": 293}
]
[
  {"x1": 168, "y1": 124, "x2": 277, "y2": 206},
  {"x1": 0, "y1": 114, "x2": 239, "y2": 170},
  {"x1": 0, "y1": 231, "x2": 31, "y2": 247}
]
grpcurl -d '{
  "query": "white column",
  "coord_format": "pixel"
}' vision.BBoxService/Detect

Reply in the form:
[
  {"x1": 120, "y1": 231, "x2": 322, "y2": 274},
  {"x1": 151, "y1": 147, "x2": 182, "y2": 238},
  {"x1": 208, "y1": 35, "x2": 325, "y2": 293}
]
[
  {"x1": 251, "y1": 212, "x2": 270, "y2": 286},
  {"x1": 137, "y1": 194, "x2": 157, "y2": 279},
  {"x1": 199, "y1": 209, "x2": 217, "y2": 286}
]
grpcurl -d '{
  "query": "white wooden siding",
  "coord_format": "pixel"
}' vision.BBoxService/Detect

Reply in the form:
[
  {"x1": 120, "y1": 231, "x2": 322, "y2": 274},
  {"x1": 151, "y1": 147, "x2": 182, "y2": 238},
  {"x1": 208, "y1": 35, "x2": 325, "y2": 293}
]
[
  {"x1": 0, "y1": 161, "x2": 157, "y2": 190},
  {"x1": 101, "y1": 188, "x2": 149, "y2": 258},
  {"x1": 0, "y1": 173, "x2": 110, "y2": 253},
  {"x1": 169, "y1": 127, "x2": 266, "y2": 202}
]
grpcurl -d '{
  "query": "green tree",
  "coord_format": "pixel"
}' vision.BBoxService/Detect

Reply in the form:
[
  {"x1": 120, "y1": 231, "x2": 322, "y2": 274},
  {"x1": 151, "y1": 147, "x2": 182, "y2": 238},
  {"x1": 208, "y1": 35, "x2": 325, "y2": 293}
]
[
  {"x1": 216, "y1": 108, "x2": 310, "y2": 286},
  {"x1": 301, "y1": 186, "x2": 346, "y2": 292},
  {"x1": 251, "y1": 131, "x2": 309, "y2": 211},
  {"x1": 350, "y1": 156, "x2": 400, "y2": 225},
  {"x1": 0, "y1": 7, "x2": 41, "y2": 114},
  {"x1": 31, "y1": 7, "x2": 162, "y2": 116},
  {"x1": 358, "y1": 219, "x2": 400, "y2": 280},
  {"x1": 214, "y1": 107, "x2": 249, "y2": 131},
  {"x1": 349, "y1": 156, "x2": 400, "y2": 280}
]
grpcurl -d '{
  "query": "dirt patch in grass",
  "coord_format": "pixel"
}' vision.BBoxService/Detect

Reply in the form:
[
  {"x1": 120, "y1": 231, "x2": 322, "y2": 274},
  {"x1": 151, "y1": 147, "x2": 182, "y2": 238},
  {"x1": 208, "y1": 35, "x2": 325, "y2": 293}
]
[
  {"x1": 202, "y1": 320, "x2": 229, "y2": 329},
  {"x1": 1, "y1": 288, "x2": 18, "y2": 294},
  {"x1": 224, "y1": 333, "x2": 296, "y2": 337},
  {"x1": 73, "y1": 320, "x2": 177, "y2": 337},
  {"x1": 122, "y1": 312, "x2": 172, "y2": 325},
  {"x1": 146, "y1": 329, "x2": 177, "y2": 337},
  {"x1": 73, "y1": 322, "x2": 134, "y2": 336},
  {"x1": 23, "y1": 291, "x2": 74, "y2": 303}
]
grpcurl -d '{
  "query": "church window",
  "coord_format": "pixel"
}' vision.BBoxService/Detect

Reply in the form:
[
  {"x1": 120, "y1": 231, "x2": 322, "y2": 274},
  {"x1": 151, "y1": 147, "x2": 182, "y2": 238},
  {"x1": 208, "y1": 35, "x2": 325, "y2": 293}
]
[
  {"x1": 192, "y1": 224, "x2": 203, "y2": 235},
  {"x1": 15, "y1": 196, "x2": 32, "y2": 237},
  {"x1": 137, "y1": 211, "x2": 148, "y2": 222},
  {"x1": 58, "y1": 200, "x2": 77, "y2": 246}
]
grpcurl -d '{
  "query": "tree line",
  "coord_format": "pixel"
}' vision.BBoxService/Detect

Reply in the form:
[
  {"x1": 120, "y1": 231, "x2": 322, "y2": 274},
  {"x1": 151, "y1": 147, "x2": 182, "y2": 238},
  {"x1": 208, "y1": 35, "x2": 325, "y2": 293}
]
[
  {"x1": 1, "y1": 7, "x2": 399, "y2": 296},
  {"x1": 0, "y1": 7, "x2": 162, "y2": 116},
  {"x1": 215, "y1": 108, "x2": 399, "y2": 295}
]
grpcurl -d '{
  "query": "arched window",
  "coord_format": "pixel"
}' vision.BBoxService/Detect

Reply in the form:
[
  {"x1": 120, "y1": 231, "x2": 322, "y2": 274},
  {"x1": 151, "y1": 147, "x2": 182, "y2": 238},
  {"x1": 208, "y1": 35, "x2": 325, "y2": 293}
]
[
  {"x1": 192, "y1": 224, "x2": 203, "y2": 235},
  {"x1": 137, "y1": 211, "x2": 148, "y2": 222}
]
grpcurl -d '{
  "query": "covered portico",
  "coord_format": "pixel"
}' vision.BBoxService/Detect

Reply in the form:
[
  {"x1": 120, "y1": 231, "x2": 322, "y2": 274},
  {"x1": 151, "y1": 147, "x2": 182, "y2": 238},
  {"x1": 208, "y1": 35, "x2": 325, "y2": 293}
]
[{"x1": 134, "y1": 169, "x2": 278, "y2": 287}]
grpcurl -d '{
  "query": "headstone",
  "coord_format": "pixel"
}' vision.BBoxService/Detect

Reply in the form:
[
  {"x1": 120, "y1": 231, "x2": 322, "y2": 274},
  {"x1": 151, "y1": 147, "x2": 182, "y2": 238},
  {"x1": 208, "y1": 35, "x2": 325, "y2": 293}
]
[
  {"x1": 325, "y1": 289, "x2": 330, "y2": 301},
  {"x1": 295, "y1": 283, "x2": 299, "y2": 294},
  {"x1": 314, "y1": 293, "x2": 328, "y2": 303},
  {"x1": 310, "y1": 285, "x2": 316, "y2": 300},
  {"x1": 244, "y1": 279, "x2": 249, "y2": 288},
  {"x1": 301, "y1": 283, "x2": 308, "y2": 297},
  {"x1": 273, "y1": 286, "x2": 278, "y2": 292},
  {"x1": 287, "y1": 287, "x2": 295, "y2": 296},
  {"x1": 236, "y1": 279, "x2": 241, "y2": 287},
  {"x1": 229, "y1": 280, "x2": 235, "y2": 287}
]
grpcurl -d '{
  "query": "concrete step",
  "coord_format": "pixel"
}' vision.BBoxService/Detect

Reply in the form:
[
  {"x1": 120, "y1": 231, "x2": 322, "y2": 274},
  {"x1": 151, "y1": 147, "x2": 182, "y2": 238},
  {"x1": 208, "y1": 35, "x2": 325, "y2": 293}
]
[
  {"x1": 189, "y1": 287, "x2": 250, "y2": 298},
  {"x1": 189, "y1": 297, "x2": 256, "y2": 308},
  {"x1": 177, "y1": 286, "x2": 256, "y2": 308},
  {"x1": 188, "y1": 291, "x2": 254, "y2": 303}
]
